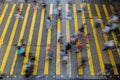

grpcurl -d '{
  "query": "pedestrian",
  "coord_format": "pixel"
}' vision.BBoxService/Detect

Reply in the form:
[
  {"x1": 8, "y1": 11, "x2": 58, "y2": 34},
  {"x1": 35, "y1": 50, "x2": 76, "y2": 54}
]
[
  {"x1": 57, "y1": 4, "x2": 62, "y2": 19},
  {"x1": 70, "y1": 34, "x2": 79, "y2": 45},
  {"x1": 78, "y1": 24, "x2": 85, "y2": 37},
  {"x1": 65, "y1": 42, "x2": 72, "y2": 54},
  {"x1": 29, "y1": 52, "x2": 35, "y2": 62},
  {"x1": 15, "y1": 13, "x2": 24, "y2": 19},
  {"x1": 82, "y1": 0, "x2": 87, "y2": 9},
  {"x1": 25, "y1": 61, "x2": 34, "y2": 78},
  {"x1": 77, "y1": 8, "x2": 83, "y2": 13},
  {"x1": 66, "y1": 6, "x2": 72, "y2": 20},
  {"x1": 102, "y1": 40, "x2": 115, "y2": 51},
  {"x1": 79, "y1": 24, "x2": 85, "y2": 33},
  {"x1": 15, "y1": 7, "x2": 24, "y2": 19},
  {"x1": 16, "y1": 7, "x2": 21, "y2": 14},
  {"x1": 40, "y1": 0, "x2": 47, "y2": 8},
  {"x1": 42, "y1": 3, "x2": 47, "y2": 8},
  {"x1": 76, "y1": 42, "x2": 83, "y2": 53},
  {"x1": 97, "y1": 65, "x2": 114, "y2": 76},
  {"x1": 103, "y1": 24, "x2": 112, "y2": 34},
  {"x1": 58, "y1": 33, "x2": 63, "y2": 45},
  {"x1": 83, "y1": 33, "x2": 90, "y2": 43},
  {"x1": 48, "y1": 52, "x2": 54, "y2": 61},
  {"x1": 77, "y1": 57, "x2": 87, "y2": 69},
  {"x1": 17, "y1": 46, "x2": 26, "y2": 57},
  {"x1": 94, "y1": 16, "x2": 102, "y2": 28},
  {"x1": 33, "y1": 1, "x2": 39, "y2": 10},
  {"x1": 56, "y1": 0, "x2": 60, "y2": 7},
  {"x1": 109, "y1": 14, "x2": 118, "y2": 23},
  {"x1": 45, "y1": 16, "x2": 52, "y2": 29},
  {"x1": 25, "y1": 0, "x2": 28, "y2": 3},
  {"x1": 20, "y1": 39, "x2": 26, "y2": 46},
  {"x1": 61, "y1": 55, "x2": 68, "y2": 64},
  {"x1": 46, "y1": 44, "x2": 51, "y2": 52},
  {"x1": 60, "y1": 50, "x2": 66, "y2": 58},
  {"x1": 111, "y1": 22, "x2": 118, "y2": 31}
]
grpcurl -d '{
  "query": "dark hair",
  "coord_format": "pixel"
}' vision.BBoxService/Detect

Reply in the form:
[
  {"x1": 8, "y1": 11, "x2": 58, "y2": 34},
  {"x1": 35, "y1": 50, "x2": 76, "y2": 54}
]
[
  {"x1": 17, "y1": 46, "x2": 21, "y2": 49},
  {"x1": 47, "y1": 17, "x2": 50, "y2": 20},
  {"x1": 61, "y1": 50, "x2": 64, "y2": 52}
]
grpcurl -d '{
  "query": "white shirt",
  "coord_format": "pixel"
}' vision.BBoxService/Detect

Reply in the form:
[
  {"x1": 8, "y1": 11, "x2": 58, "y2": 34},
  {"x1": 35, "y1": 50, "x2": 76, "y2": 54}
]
[
  {"x1": 111, "y1": 23, "x2": 118, "y2": 30},
  {"x1": 53, "y1": 8, "x2": 59, "y2": 15},
  {"x1": 62, "y1": 56, "x2": 68, "y2": 61},
  {"x1": 58, "y1": 33, "x2": 63, "y2": 39},
  {"x1": 103, "y1": 26, "x2": 111, "y2": 33},
  {"x1": 45, "y1": 19, "x2": 51, "y2": 28},
  {"x1": 110, "y1": 15, "x2": 118, "y2": 22},
  {"x1": 104, "y1": 40, "x2": 114, "y2": 47},
  {"x1": 60, "y1": 51, "x2": 65, "y2": 57},
  {"x1": 95, "y1": 18, "x2": 102, "y2": 23}
]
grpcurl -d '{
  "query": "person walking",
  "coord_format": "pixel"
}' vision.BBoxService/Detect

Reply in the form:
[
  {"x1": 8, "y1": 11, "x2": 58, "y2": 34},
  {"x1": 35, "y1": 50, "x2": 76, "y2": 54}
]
[
  {"x1": 15, "y1": 7, "x2": 24, "y2": 19},
  {"x1": 25, "y1": 0, "x2": 28, "y2": 3},
  {"x1": 17, "y1": 46, "x2": 26, "y2": 57},
  {"x1": 33, "y1": 1, "x2": 39, "y2": 10},
  {"x1": 45, "y1": 16, "x2": 52, "y2": 29},
  {"x1": 102, "y1": 40, "x2": 115, "y2": 51},
  {"x1": 94, "y1": 16, "x2": 102, "y2": 28},
  {"x1": 65, "y1": 42, "x2": 72, "y2": 54}
]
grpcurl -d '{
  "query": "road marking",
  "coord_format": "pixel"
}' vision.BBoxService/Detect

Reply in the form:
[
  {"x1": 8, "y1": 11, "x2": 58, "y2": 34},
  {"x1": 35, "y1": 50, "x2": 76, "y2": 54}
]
[
  {"x1": 0, "y1": 3, "x2": 23, "y2": 74},
  {"x1": 73, "y1": 4, "x2": 83, "y2": 75},
  {"x1": 56, "y1": 19, "x2": 61, "y2": 75},
  {"x1": 95, "y1": 4, "x2": 118, "y2": 75},
  {"x1": 21, "y1": 5, "x2": 37, "y2": 75},
  {"x1": 80, "y1": 4, "x2": 95, "y2": 76},
  {"x1": 10, "y1": 4, "x2": 31, "y2": 75},
  {"x1": 87, "y1": 4, "x2": 105, "y2": 75},
  {"x1": 0, "y1": 3, "x2": 9, "y2": 24},
  {"x1": 44, "y1": 4, "x2": 53, "y2": 75},
  {"x1": 33, "y1": 8, "x2": 45, "y2": 75},
  {"x1": 66, "y1": 4, "x2": 71, "y2": 75},
  {"x1": 0, "y1": 4, "x2": 16, "y2": 47}
]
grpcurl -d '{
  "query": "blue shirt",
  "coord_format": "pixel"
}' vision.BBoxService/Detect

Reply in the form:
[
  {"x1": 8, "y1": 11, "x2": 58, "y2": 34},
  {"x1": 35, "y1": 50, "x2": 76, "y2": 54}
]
[{"x1": 18, "y1": 47, "x2": 25, "y2": 55}]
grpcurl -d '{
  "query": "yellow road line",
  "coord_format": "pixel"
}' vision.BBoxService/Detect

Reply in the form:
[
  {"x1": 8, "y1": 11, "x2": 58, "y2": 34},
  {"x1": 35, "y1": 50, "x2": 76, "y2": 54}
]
[
  {"x1": 0, "y1": 4, "x2": 16, "y2": 47},
  {"x1": 0, "y1": 3, "x2": 9, "y2": 24},
  {"x1": 103, "y1": 4, "x2": 120, "y2": 57},
  {"x1": 21, "y1": 6, "x2": 37, "y2": 75},
  {"x1": 80, "y1": 4, "x2": 95, "y2": 76},
  {"x1": 95, "y1": 4, "x2": 118, "y2": 75},
  {"x1": 87, "y1": 4, "x2": 105, "y2": 75},
  {"x1": 44, "y1": 4, "x2": 53, "y2": 75},
  {"x1": 66, "y1": 4, "x2": 71, "y2": 75},
  {"x1": 10, "y1": 4, "x2": 31, "y2": 75},
  {"x1": 73, "y1": 4, "x2": 83, "y2": 75},
  {"x1": 109, "y1": 5, "x2": 120, "y2": 30},
  {"x1": 33, "y1": 8, "x2": 45, "y2": 75},
  {"x1": 0, "y1": 3, "x2": 23, "y2": 74},
  {"x1": 56, "y1": 19, "x2": 61, "y2": 75}
]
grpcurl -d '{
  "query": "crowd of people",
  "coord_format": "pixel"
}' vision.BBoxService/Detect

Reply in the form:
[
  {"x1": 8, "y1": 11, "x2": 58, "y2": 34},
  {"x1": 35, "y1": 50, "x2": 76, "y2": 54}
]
[
  {"x1": 14, "y1": 0, "x2": 120, "y2": 78},
  {"x1": 101, "y1": 13, "x2": 120, "y2": 51},
  {"x1": 16, "y1": 39, "x2": 35, "y2": 78}
]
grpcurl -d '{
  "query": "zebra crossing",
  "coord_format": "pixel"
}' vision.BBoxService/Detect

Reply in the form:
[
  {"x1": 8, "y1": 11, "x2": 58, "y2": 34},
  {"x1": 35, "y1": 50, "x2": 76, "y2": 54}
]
[{"x1": 0, "y1": 2, "x2": 120, "y2": 79}]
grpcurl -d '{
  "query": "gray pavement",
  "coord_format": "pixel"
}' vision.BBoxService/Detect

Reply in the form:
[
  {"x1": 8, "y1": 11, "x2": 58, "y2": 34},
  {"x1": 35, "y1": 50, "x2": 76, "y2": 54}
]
[{"x1": 0, "y1": 0, "x2": 119, "y2": 80}]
